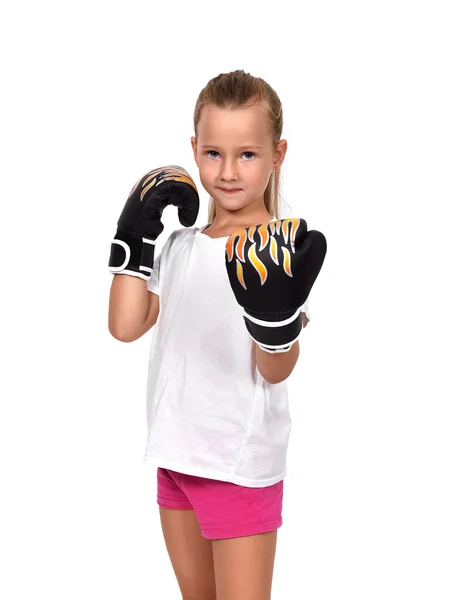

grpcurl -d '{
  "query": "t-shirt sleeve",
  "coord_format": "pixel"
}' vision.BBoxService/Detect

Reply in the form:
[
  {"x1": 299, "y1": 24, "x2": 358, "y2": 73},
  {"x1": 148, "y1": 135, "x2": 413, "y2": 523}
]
[
  {"x1": 147, "y1": 251, "x2": 162, "y2": 295},
  {"x1": 146, "y1": 229, "x2": 183, "y2": 296},
  {"x1": 300, "y1": 297, "x2": 310, "y2": 329}
]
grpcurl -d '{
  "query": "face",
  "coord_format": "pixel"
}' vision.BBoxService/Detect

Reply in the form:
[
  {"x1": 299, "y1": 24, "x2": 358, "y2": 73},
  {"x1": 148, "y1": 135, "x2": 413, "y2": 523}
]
[{"x1": 191, "y1": 103, "x2": 287, "y2": 214}]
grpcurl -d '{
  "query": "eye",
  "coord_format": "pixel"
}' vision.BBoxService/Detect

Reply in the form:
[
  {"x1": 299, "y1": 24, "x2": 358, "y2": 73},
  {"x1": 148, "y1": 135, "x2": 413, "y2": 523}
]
[{"x1": 205, "y1": 150, "x2": 257, "y2": 160}]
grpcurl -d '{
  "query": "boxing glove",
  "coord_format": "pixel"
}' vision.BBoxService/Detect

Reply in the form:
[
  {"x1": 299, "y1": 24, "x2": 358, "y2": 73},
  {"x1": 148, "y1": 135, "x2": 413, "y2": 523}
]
[
  {"x1": 225, "y1": 218, "x2": 327, "y2": 353},
  {"x1": 109, "y1": 165, "x2": 199, "y2": 280}
]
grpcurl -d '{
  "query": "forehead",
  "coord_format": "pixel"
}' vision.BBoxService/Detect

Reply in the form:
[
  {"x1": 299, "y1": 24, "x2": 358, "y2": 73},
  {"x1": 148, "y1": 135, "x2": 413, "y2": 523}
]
[{"x1": 197, "y1": 103, "x2": 271, "y2": 146}]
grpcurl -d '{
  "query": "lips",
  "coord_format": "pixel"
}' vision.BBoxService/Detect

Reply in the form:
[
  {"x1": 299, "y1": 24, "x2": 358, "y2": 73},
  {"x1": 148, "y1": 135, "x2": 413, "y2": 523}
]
[{"x1": 218, "y1": 187, "x2": 242, "y2": 193}]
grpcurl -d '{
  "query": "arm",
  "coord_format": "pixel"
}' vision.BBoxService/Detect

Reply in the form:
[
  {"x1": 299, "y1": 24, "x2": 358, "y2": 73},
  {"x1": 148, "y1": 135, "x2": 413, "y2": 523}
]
[
  {"x1": 108, "y1": 274, "x2": 160, "y2": 342},
  {"x1": 255, "y1": 340, "x2": 300, "y2": 384},
  {"x1": 107, "y1": 165, "x2": 199, "y2": 343}
]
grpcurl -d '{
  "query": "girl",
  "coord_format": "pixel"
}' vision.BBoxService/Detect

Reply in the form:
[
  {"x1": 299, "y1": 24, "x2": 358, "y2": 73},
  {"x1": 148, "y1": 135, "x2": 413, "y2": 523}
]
[{"x1": 108, "y1": 70, "x2": 326, "y2": 600}]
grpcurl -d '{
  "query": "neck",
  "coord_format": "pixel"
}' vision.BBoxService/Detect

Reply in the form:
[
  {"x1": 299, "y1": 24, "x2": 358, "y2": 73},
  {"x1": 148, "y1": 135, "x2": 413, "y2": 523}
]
[{"x1": 211, "y1": 204, "x2": 274, "y2": 231}]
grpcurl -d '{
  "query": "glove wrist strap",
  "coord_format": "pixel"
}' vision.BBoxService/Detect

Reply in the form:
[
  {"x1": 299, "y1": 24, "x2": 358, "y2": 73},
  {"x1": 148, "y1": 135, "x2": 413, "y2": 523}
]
[
  {"x1": 108, "y1": 230, "x2": 156, "y2": 281},
  {"x1": 244, "y1": 309, "x2": 303, "y2": 354}
]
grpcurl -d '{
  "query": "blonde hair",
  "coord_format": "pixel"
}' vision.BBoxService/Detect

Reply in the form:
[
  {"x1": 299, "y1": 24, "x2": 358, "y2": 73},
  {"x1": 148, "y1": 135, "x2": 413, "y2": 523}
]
[{"x1": 193, "y1": 70, "x2": 288, "y2": 223}]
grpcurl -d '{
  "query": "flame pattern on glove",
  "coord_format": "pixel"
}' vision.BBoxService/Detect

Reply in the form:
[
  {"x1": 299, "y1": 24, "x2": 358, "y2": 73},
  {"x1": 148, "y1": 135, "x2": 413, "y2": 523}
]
[
  {"x1": 128, "y1": 165, "x2": 198, "y2": 201},
  {"x1": 225, "y1": 218, "x2": 301, "y2": 290}
]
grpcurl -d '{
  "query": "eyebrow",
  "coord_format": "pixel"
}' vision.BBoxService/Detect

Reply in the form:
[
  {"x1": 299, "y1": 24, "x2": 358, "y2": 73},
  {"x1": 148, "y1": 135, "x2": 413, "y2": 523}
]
[{"x1": 199, "y1": 144, "x2": 262, "y2": 150}]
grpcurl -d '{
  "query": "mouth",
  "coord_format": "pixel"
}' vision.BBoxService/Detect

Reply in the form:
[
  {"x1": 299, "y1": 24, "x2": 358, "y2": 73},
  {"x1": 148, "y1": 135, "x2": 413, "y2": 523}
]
[{"x1": 218, "y1": 187, "x2": 242, "y2": 194}]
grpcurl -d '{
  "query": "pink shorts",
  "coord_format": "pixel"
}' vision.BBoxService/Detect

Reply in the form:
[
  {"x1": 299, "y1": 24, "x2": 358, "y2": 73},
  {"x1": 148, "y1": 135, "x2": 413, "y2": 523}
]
[{"x1": 157, "y1": 468, "x2": 283, "y2": 540}]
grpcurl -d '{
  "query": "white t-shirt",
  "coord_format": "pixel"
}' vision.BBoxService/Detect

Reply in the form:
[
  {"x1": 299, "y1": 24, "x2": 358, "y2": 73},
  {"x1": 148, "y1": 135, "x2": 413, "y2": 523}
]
[{"x1": 143, "y1": 224, "x2": 310, "y2": 487}]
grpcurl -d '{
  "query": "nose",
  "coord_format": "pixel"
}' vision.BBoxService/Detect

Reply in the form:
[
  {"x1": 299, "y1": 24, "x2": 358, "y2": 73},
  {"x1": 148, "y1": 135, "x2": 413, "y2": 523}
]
[{"x1": 219, "y1": 158, "x2": 238, "y2": 182}]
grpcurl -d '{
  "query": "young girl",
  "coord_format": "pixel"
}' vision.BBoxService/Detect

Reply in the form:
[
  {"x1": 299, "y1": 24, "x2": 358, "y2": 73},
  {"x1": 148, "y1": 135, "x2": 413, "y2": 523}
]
[{"x1": 108, "y1": 70, "x2": 326, "y2": 600}]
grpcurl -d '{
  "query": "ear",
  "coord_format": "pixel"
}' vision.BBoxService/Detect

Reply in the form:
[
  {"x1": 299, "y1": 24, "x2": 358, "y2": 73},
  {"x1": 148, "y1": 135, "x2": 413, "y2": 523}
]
[
  {"x1": 273, "y1": 139, "x2": 288, "y2": 172},
  {"x1": 191, "y1": 136, "x2": 199, "y2": 168}
]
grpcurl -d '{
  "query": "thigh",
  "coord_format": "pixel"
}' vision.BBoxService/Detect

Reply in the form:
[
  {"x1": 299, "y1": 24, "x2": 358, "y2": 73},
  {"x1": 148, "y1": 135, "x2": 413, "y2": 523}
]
[
  {"x1": 159, "y1": 507, "x2": 216, "y2": 600},
  {"x1": 212, "y1": 530, "x2": 278, "y2": 600},
  {"x1": 158, "y1": 469, "x2": 216, "y2": 600}
]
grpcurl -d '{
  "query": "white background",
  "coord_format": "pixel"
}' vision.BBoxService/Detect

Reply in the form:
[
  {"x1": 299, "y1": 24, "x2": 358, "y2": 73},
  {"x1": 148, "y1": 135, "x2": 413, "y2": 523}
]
[{"x1": 1, "y1": 0, "x2": 465, "y2": 598}]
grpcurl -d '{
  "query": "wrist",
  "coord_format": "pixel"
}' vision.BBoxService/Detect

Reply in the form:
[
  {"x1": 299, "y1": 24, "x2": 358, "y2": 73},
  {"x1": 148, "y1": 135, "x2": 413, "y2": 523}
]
[{"x1": 256, "y1": 338, "x2": 300, "y2": 382}]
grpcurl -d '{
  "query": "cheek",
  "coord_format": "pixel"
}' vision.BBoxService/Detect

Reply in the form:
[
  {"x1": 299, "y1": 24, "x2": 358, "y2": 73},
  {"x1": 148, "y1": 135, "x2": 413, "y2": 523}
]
[
  {"x1": 198, "y1": 165, "x2": 216, "y2": 191},
  {"x1": 248, "y1": 165, "x2": 270, "y2": 187},
  {"x1": 198, "y1": 158, "x2": 215, "y2": 177}
]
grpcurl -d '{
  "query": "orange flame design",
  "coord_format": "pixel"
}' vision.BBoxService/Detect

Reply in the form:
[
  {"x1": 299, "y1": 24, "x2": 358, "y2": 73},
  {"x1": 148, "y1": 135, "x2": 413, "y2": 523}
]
[
  {"x1": 226, "y1": 218, "x2": 301, "y2": 289},
  {"x1": 140, "y1": 175, "x2": 158, "y2": 200},
  {"x1": 282, "y1": 247, "x2": 292, "y2": 277},
  {"x1": 257, "y1": 223, "x2": 270, "y2": 250},
  {"x1": 153, "y1": 165, "x2": 197, "y2": 189},
  {"x1": 248, "y1": 225, "x2": 256, "y2": 243},
  {"x1": 281, "y1": 218, "x2": 299, "y2": 251},
  {"x1": 248, "y1": 243, "x2": 267, "y2": 285},
  {"x1": 129, "y1": 175, "x2": 144, "y2": 196},
  {"x1": 226, "y1": 229, "x2": 247, "y2": 262},
  {"x1": 236, "y1": 259, "x2": 246, "y2": 290},
  {"x1": 131, "y1": 166, "x2": 198, "y2": 201},
  {"x1": 270, "y1": 236, "x2": 279, "y2": 265},
  {"x1": 269, "y1": 220, "x2": 281, "y2": 235}
]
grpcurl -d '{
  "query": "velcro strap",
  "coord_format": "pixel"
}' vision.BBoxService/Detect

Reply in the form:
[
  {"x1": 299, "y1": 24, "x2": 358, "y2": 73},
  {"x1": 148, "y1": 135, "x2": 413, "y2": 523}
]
[
  {"x1": 243, "y1": 311, "x2": 302, "y2": 351},
  {"x1": 108, "y1": 231, "x2": 156, "y2": 281}
]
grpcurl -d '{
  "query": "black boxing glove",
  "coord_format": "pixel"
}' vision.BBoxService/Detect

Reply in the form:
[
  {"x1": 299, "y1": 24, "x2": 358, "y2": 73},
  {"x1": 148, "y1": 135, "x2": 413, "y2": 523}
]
[
  {"x1": 225, "y1": 218, "x2": 327, "y2": 353},
  {"x1": 109, "y1": 165, "x2": 199, "y2": 280}
]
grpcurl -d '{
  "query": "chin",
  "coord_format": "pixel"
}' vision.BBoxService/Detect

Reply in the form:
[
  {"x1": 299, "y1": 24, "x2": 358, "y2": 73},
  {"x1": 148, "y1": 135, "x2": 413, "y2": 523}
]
[
  {"x1": 218, "y1": 199, "x2": 250, "y2": 212},
  {"x1": 210, "y1": 191, "x2": 241, "y2": 205}
]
